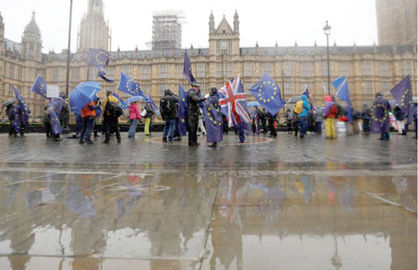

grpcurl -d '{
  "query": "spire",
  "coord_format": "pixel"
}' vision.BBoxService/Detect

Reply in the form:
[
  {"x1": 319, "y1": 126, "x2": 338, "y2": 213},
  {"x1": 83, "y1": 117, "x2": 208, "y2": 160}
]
[
  {"x1": 23, "y1": 10, "x2": 41, "y2": 44},
  {"x1": 233, "y1": 10, "x2": 239, "y2": 33},
  {"x1": 209, "y1": 11, "x2": 215, "y2": 33}
]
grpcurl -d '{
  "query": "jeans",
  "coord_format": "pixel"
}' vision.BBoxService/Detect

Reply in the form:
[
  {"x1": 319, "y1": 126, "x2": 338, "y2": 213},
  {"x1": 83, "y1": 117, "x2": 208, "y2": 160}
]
[
  {"x1": 299, "y1": 116, "x2": 308, "y2": 137},
  {"x1": 128, "y1": 119, "x2": 138, "y2": 138},
  {"x1": 80, "y1": 117, "x2": 95, "y2": 142},
  {"x1": 163, "y1": 119, "x2": 176, "y2": 142}
]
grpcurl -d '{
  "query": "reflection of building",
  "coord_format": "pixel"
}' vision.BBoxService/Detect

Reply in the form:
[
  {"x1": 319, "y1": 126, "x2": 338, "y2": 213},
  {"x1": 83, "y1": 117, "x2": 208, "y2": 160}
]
[
  {"x1": 0, "y1": 4, "x2": 416, "y2": 118},
  {"x1": 376, "y1": 0, "x2": 417, "y2": 46}
]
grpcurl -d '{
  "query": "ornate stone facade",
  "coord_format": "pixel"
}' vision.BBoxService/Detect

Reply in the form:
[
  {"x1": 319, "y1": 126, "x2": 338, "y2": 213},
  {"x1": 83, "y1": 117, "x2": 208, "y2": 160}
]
[{"x1": 0, "y1": 8, "x2": 416, "y2": 119}]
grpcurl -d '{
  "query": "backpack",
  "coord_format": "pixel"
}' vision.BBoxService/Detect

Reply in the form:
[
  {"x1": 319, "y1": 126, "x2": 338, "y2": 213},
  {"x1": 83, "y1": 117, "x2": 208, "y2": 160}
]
[
  {"x1": 160, "y1": 97, "x2": 171, "y2": 119},
  {"x1": 107, "y1": 102, "x2": 123, "y2": 117},
  {"x1": 294, "y1": 100, "x2": 304, "y2": 114}
]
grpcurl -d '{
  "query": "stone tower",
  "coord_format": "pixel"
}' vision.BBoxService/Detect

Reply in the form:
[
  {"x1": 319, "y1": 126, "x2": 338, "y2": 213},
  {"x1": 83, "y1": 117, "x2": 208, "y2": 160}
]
[
  {"x1": 208, "y1": 11, "x2": 240, "y2": 56},
  {"x1": 77, "y1": 0, "x2": 111, "y2": 52},
  {"x1": 376, "y1": 0, "x2": 417, "y2": 46},
  {"x1": 0, "y1": 12, "x2": 5, "y2": 54},
  {"x1": 21, "y1": 12, "x2": 42, "y2": 62}
]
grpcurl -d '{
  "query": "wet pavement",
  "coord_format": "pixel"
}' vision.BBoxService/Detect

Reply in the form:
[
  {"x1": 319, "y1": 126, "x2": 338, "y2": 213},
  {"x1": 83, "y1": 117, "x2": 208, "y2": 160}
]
[{"x1": 0, "y1": 132, "x2": 416, "y2": 270}]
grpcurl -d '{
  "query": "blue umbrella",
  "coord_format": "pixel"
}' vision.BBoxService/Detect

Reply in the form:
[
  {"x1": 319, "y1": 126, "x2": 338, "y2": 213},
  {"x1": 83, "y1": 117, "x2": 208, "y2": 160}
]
[
  {"x1": 126, "y1": 95, "x2": 145, "y2": 104},
  {"x1": 69, "y1": 82, "x2": 101, "y2": 112},
  {"x1": 247, "y1": 101, "x2": 261, "y2": 107}
]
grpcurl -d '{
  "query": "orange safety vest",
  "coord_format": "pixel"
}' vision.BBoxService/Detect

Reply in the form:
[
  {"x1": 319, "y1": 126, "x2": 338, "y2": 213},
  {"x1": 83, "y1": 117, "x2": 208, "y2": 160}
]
[{"x1": 81, "y1": 101, "x2": 96, "y2": 118}]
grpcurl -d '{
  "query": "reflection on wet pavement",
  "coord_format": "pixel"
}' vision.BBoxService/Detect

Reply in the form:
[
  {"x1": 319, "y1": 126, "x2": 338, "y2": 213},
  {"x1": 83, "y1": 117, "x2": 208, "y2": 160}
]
[{"x1": 0, "y1": 134, "x2": 416, "y2": 269}]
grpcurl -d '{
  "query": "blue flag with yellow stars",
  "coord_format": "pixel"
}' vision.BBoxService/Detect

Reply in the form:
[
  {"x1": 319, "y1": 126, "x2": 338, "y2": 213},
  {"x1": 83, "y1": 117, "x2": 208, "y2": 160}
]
[
  {"x1": 112, "y1": 92, "x2": 129, "y2": 110},
  {"x1": 333, "y1": 75, "x2": 353, "y2": 123},
  {"x1": 249, "y1": 73, "x2": 286, "y2": 116},
  {"x1": 145, "y1": 94, "x2": 161, "y2": 117},
  {"x1": 203, "y1": 95, "x2": 223, "y2": 143},
  {"x1": 117, "y1": 72, "x2": 144, "y2": 97},
  {"x1": 88, "y1": 49, "x2": 110, "y2": 67},
  {"x1": 178, "y1": 84, "x2": 188, "y2": 136},
  {"x1": 183, "y1": 50, "x2": 195, "y2": 83},
  {"x1": 391, "y1": 75, "x2": 414, "y2": 123},
  {"x1": 30, "y1": 75, "x2": 48, "y2": 99}
]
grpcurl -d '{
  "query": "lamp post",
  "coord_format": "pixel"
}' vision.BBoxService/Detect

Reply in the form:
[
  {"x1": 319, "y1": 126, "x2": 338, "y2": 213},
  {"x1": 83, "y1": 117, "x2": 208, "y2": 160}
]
[
  {"x1": 65, "y1": 0, "x2": 73, "y2": 98},
  {"x1": 323, "y1": 20, "x2": 331, "y2": 95},
  {"x1": 281, "y1": 69, "x2": 286, "y2": 100}
]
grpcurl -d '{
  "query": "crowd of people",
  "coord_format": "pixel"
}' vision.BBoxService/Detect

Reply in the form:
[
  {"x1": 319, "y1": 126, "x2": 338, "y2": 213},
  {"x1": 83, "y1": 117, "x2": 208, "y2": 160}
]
[{"x1": 2, "y1": 84, "x2": 417, "y2": 146}]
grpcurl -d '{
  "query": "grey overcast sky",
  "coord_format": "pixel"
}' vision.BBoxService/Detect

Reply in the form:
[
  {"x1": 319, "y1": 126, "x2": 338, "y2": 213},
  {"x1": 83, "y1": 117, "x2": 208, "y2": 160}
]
[{"x1": 1, "y1": 0, "x2": 377, "y2": 53}]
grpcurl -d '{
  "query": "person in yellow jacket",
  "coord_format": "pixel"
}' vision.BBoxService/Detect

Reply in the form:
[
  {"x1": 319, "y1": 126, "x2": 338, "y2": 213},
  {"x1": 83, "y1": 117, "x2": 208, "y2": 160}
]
[{"x1": 102, "y1": 90, "x2": 122, "y2": 143}]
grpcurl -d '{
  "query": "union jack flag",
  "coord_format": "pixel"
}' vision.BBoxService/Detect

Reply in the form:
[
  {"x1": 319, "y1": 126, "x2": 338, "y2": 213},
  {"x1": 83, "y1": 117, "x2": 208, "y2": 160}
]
[{"x1": 218, "y1": 74, "x2": 251, "y2": 128}]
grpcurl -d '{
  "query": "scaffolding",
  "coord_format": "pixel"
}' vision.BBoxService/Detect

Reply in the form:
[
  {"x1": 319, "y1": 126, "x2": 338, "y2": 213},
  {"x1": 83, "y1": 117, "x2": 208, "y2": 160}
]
[{"x1": 151, "y1": 11, "x2": 184, "y2": 51}]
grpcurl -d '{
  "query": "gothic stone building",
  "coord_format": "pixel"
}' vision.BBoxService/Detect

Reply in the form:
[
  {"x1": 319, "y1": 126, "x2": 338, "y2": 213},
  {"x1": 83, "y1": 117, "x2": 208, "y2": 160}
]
[{"x1": 0, "y1": 5, "x2": 416, "y2": 119}]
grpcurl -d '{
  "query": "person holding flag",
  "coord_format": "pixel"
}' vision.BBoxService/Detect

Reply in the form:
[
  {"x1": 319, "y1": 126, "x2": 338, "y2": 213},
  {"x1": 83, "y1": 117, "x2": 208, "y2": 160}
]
[
  {"x1": 202, "y1": 87, "x2": 223, "y2": 147},
  {"x1": 219, "y1": 74, "x2": 252, "y2": 143},
  {"x1": 249, "y1": 73, "x2": 286, "y2": 138},
  {"x1": 323, "y1": 95, "x2": 338, "y2": 139},
  {"x1": 371, "y1": 92, "x2": 391, "y2": 140},
  {"x1": 187, "y1": 82, "x2": 206, "y2": 146},
  {"x1": 102, "y1": 90, "x2": 123, "y2": 144},
  {"x1": 4, "y1": 101, "x2": 20, "y2": 137},
  {"x1": 390, "y1": 75, "x2": 414, "y2": 136}
]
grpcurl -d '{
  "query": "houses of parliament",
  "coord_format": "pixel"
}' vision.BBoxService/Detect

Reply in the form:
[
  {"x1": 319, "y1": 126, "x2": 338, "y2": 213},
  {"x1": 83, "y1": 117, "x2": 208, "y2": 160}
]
[{"x1": 0, "y1": 0, "x2": 416, "y2": 118}]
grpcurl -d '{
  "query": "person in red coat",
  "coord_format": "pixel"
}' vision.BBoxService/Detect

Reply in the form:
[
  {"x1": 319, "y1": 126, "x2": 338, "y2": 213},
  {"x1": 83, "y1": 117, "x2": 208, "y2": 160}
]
[
  {"x1": 79, "y1": 101, "x2": 97, "y2": 144},
  {"x1": 128, "y1": 101, "x2": 141, "y2": 138}
]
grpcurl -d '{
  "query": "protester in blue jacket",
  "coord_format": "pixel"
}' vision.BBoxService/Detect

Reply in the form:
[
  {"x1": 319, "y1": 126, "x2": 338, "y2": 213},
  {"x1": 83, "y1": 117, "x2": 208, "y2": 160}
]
[{"x1": 298, "y1": 95, "x2": 311, "y2": 138}]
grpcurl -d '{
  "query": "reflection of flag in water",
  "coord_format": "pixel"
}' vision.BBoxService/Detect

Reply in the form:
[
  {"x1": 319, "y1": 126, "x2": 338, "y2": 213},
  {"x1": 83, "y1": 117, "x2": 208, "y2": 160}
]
[
  {"x1": 219, "y1": 74, "x2": 252, "y2": 132},
  {"x1": 183, "y1": 50, "x2": 195, "y2": 83},
  {"x1": 249, "y1": 73, "x2": 285, "y2": 116},
  {"x1": 30, "y1": 75, "x2": 48, "y2": 99},
  {"x1": 391, "y1": 75, "x2": 414, "y2": 123},
  {"x1": 202, "y1": 96, "x2": 223, "y2": 143},
  {"x1": 178, "y1": 84, "x2": 188, "y2": 136},
  {"x1": 333, "y1": 75, "x2": 353, "y2": 123},
  {"x1": 218, "y1": 178, "x2": 249, "y2": 228},
  {"x1": 118, "y1": 72, "x2": 144, "y2": 96},
  {"x1": 88, "y1": 49, "x2": 110, "y2": 67}
]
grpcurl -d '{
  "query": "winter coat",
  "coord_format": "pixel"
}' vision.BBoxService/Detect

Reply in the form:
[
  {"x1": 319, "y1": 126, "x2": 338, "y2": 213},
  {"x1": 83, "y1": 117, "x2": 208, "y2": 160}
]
[
  {"x1": 298, "y1": 95, "x2": 311, "y2": 117},
  {"x1": 129, "y1": 103, "x2": 141, "y2": 120},
  {"x1": 187, "y1": 89, "x2": 204, "y2": 116},
  {"x1": 81, "y1": 101, "x2": 97, "y2": 118}
]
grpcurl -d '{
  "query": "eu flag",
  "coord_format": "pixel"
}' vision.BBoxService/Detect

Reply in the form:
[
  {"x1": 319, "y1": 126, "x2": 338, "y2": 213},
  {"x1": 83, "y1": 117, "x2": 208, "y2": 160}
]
[
  {"x1": 249, "y1": 73, "x2": 286, "y2": 116},
  {"x1": 98, "y1": 66, "x2": 114, "y2": 83},
  {"x1": 145, "y1": 94, "x2": 161, "y2": 117},
  {"x1": 30, "y1": 75, "x2": 48, "y2": 99},
  {"x1": 178, "y1": 84, "x2": 188, "y2": 136},
  {"x1": 183, "y1": 50, "x2": 195, "y2": 83},
  {"x1": 112, "y1": 92, "x2": 129, "y2": 110},
  {"x1": 333, "y1": 75, "x2": 353, "y2": 123},
  {"x1": 118, "y1": 72, "x2": 143, "y2": 97},
  {"x1": 88, "y1": 49, "x2": 110, "y2": 67},
  {"x1": 203, "y1": 95, "x2": 223, "y2": 143},
  {"x1": 391, "y1": 75, "x2": 414, "y2": 123}
]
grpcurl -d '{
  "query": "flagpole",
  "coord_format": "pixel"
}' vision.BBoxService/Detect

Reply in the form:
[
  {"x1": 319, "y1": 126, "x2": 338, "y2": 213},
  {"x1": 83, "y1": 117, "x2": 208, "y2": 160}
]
[{"x1": 65, "y1": 0, "x2": 73, "y2": 97}]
